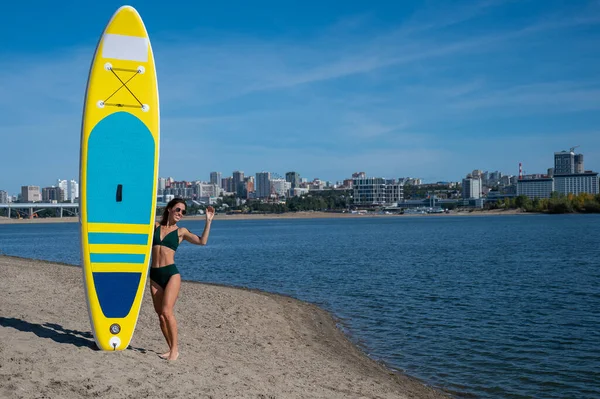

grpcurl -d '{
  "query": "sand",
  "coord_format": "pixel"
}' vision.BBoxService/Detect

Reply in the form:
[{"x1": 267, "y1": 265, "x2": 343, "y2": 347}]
[{"x1": 0, "y1": 255, "x2": 451, "y2": 399}]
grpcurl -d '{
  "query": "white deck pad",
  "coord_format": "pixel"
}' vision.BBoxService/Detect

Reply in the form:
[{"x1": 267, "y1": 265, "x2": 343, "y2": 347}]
[{"x1": 102, "y1": 33, "x2": 148, "y2": 62}]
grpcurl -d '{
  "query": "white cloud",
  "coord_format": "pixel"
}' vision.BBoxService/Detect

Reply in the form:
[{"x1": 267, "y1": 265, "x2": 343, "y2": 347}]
[{"x1": 451, "y1": 81, "x2": 600, "y2": 112}]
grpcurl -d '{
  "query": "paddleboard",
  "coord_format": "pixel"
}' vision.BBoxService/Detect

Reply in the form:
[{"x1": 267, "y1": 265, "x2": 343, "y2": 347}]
[{"x1": 79, "y1": 5, "x2": 159, "y2": 351}]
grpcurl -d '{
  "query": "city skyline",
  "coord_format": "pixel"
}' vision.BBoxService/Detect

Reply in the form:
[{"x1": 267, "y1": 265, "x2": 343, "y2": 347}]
[
  {"x1": 6, "y1": 146, "x2": 600, "y2": 202},
  {"x1": 0, "y1": 160, "x2": 576, "y2": 198},
  {"x1": 2, "y1": 1, "x2": 600, "y2": 195},
  {"x1": 3, "y1": 146, "x2": 598, "y2": 196}
]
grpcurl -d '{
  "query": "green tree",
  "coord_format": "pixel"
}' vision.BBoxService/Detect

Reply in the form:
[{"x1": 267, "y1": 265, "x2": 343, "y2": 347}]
[
  {"x1": 536, "y1": 198, "x2": 549, "y2": 212},
  {"x1": 514, "y1": 195, "x2": 531, "y2": 210},
  {"x1": 547, "y1": 192, "x2": 574, "y2": 213},
  {"x1": 582, "y1": 199, "x2": 600, "y2": 213}
]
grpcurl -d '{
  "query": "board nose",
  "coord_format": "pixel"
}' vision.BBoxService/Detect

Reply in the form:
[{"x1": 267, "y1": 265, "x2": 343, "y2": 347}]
[{"x1": 105, "y1": 6, "x2": 148, "y2": 38}]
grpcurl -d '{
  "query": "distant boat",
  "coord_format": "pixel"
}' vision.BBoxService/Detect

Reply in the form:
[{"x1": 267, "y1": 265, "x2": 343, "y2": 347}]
[
  {"x1": 403, "y1": 208, "x2": 426, "y2": 215},
  {"x1": 427, "y1": 208, "x2": 445, "y2": 214}
]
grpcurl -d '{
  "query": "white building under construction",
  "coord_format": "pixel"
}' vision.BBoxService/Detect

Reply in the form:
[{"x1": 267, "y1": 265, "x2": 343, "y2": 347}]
[{"x1": 352, "y1": 174, "x2": 403, "y2": 206}]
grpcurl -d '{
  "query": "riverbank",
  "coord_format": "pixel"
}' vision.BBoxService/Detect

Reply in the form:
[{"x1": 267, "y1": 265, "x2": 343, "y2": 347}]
[
  {"x1": 0, "y1": 208, "x2": 531, "y2": 224},
  {"x1": 0, "y1": 255, "x2": 450, "y2": 398}
]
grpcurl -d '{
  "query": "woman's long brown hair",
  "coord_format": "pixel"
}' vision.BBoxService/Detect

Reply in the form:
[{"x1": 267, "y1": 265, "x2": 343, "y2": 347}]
[{"x1": 160, "y1": 198, "x2": 186, "y2": 226}]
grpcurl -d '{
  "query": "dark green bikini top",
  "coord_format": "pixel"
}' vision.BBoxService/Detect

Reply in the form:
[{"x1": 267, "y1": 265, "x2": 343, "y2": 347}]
[{"x1": 152, "y1": 225, "x2": 180, "y2": 251}]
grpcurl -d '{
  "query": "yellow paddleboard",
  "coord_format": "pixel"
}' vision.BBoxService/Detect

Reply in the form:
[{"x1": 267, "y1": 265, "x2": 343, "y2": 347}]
[{"x1": 79, "y1": 5, "x2": 159, "y2": 351}]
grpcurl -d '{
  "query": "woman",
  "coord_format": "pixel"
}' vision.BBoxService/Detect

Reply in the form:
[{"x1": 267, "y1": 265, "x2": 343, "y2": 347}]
[{"x1": 150, "y1": 198, "x2": 215, "y2": 361}]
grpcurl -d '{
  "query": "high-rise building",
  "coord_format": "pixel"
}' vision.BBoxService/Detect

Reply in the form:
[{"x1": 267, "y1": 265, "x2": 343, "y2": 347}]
[
  {"x1": 222, "y1": 177, "x2": 234, "y2": 193},
  {"x1": 285, "y1": 172, "x2": 300, "y2": 188},
  {"x1": 42, "y1": 186, "x2": 64, "y2": 202},
  {"x1": 210, "y1": 172, "x2": 222, "y2": 187},
  {"x1": 232, "y1": 171, "x2": 245, "y2": 198},
  {"x1": 0, "y1": 190, "x2": 8, "y2": 204},
  {"x1": 56, "y1": 179, "x2": 68, "y2": 201},
  {"x1": 462, "y1": 176, "x2": 482, "y2": 199},
  {"x1": 68, "y1": 180, "x2": 79, "y2": 202},
  {"x1": 21, "y1": 186, "x2": 41, "y2": 202},
  {"x1": 271, "y1": 178, "x2": 291, "y2": 197},
  {"x1": 244, "y1": 176, "x2": 255, "y2": 198},
  {"x1": 286, "y1": 172, "x2": 300, "y2": 196},
  {"x1": 487, "y1": 171, "x2": 502, "y2": 185},
  {"x1": 481, "y1": 171, "x2": 490, "y2": 185},
  {"x1": 256, "y1": 172, "x2": 271, "y2": 199},
  {"x1": 554, "y1": 150, "x2": 575, "y2": 175},
  {"x1": 575, "y1": 154, "x2": 584, "y2": 174}
]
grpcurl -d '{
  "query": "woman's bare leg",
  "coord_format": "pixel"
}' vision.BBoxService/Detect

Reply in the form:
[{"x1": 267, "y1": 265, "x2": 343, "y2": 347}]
[
  {"x1": 150, "y1": 281, "x2": 171, "y2": 358},
  {"x1": 161, "y1": 274, "x2": 181, "y2": 361}
]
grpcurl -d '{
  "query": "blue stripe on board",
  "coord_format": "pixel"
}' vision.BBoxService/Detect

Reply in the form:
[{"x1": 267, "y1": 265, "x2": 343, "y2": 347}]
[
  {"x1": 88, "y1": 233, "x2": 148, "y2": 245},
  {"x1": 93, "y1": 272, "x2": 141, "y2": 318},
  {"x1": 90, "y1": 253, "x2": 146, "y2": 263}
]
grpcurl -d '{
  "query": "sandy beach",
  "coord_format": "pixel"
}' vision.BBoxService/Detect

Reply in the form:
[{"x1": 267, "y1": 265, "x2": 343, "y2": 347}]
[
  {"x1": 0, "y1": 255, "x2": 451, "y2": 399},
  {"x1": 0, "y1": 208, "x2": 529, "y2": 224}
]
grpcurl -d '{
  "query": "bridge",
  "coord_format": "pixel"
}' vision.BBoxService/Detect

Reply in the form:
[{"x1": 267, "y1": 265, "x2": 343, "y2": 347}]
[
  {"x1": 0, "y1": 203, "x2": 80, "y2": 219},
  {"x1": 0, "y1": 201, "x2": 171, "y2": 219}
]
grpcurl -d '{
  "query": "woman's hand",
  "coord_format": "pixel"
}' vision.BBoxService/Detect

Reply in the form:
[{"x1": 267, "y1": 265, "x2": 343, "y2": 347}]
[{"x1": 206, "y1": 206, "x2": 215, "y2": 222}]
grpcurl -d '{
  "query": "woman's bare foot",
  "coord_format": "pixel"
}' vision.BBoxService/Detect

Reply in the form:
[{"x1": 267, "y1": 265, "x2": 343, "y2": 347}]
[
  {"x1": 159, "y1": 351, "x2": 170, "y2": 359},
  {"x1": 167, "y1": 351, "x2": 179, "y2": 361}
]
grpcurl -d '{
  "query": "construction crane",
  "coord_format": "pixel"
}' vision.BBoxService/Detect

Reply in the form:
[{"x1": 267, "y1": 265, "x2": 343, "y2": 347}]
[{"x1": 570, "y1": 145, "x2": 580, "y2": 153}]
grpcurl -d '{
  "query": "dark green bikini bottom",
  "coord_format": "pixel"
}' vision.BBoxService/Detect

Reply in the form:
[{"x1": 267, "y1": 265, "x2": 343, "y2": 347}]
[{"x1": 150, "y1": 264, "x2": 180, "y2": 289}]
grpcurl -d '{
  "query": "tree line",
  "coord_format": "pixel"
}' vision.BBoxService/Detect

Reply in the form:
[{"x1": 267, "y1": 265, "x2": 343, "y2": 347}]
[{"x1": 490, "y1": 192, "x2": 600, "y2": 213}]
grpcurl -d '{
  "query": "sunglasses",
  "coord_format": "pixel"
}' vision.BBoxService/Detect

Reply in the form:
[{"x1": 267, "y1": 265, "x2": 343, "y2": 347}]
[{"x1": 173, "y1": 207, "x2": 187, "y2": 215}]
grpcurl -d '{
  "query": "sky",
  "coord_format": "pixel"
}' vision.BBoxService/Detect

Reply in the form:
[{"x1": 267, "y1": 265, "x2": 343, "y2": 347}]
[{"x1": 1, "y1": 0, "x2": 600, "y2": 194}]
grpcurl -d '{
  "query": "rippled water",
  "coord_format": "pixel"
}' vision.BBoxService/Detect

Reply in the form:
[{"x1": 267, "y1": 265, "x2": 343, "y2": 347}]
[{"x1": 1, "y1": 215, "x2": 599, "y2": 399}]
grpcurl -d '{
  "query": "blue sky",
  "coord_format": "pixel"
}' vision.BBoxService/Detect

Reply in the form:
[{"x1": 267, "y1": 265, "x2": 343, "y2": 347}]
[{"x1": 2, "y1": 0, "x2": 600, "y2": 194}]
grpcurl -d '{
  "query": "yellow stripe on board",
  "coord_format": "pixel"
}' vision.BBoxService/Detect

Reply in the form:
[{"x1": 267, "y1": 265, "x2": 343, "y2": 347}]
[
  {"x1": 91, "y1": 263, "x2": 148, "y2": 273},
  {"x1": 89, "y1": 244, "x2": 149, "y2": 254},
  {"x1": 87, "y1": 223, "x2": 152, "y2": 234}
]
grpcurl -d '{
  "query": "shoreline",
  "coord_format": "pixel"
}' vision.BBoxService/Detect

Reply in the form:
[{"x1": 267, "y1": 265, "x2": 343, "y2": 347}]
[
  {"x1": 0, "y1": 255, "x2": 451, "y2": 398},
  {"x1": 0, "y1": 208, "x2": 535, "y2": 224}
]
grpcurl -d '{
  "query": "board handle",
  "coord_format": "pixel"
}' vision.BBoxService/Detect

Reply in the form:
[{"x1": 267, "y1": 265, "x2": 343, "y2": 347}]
[{"x1": 116, "y1": 184, "x2": 123, "y2": 202}]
